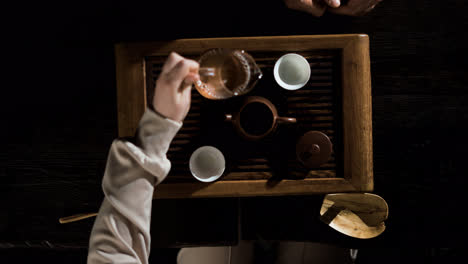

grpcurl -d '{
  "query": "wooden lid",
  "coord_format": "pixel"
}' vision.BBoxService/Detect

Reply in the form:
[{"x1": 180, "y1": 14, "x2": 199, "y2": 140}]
[{"x1": 296, "y1": 131, "x2": 332, "y2": 168}]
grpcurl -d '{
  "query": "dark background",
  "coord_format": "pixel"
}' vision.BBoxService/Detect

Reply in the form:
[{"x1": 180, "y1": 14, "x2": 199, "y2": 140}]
[{"x1": 1, "y1": 0, "x2": 467, "y2": 263}]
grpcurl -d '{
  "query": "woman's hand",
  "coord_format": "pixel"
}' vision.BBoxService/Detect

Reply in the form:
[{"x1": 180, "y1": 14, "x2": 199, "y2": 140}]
[
  {"x1": 328, "y1": 0, "x2": 382, "y2": 16},
  {"x1": 284, "y1": 0, "x2": 341, "y2": 17},
  {"x1": 284, "y1": 0, "x2": 382, "y2": 16},
  {"x1": 153, "y1": 52, "x2": 200, "y2": 122}
]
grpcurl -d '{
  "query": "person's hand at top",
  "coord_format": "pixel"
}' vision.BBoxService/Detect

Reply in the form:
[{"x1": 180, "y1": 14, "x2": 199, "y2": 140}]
[
  {"x1": 153, "y1": 52, "x2": 200, "y2": 122},
  {"x1": 284, "y1": 0, "x2": 382, "y2": 16},
  {"x1": 283, "y1": 0, "x2": 341, "y2": 17},
  {"x1": 328, "y1": 0, "x2": 382, "y2": 16}
]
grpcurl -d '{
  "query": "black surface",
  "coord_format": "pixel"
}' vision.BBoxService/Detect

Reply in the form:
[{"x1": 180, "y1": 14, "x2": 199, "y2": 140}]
[{"x1": 1, "y1": 0, "x2": 468, "y2": 262}]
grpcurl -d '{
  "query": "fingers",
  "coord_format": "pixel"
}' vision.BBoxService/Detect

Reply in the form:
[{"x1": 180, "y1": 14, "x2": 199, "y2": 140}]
[
  {"x1": 161, "y1": 52, "x2": 184, "y2": 74},
  {"x1": 183, "y1": 72, "x2": 200, "y2": 86},
  {"x1": 327, "y1": 5, "x2": 349, "y2": 15},
  {"x1": 329, "y1": 0, "x2": 381, "y2": 16},
  {"x1": 365, "y1": 4, "x2": 376, "y2": 14},
  {"x1": 324, "y1": 0, "x2": 340, "y2": 8},
  {"x1": 302, "y1": 3, "x2": 327, "y2": 16},
  {"x1": 369, "y1": 0, "x2": 382, "y2": 7},
  {"x1": 164, "y1": 58, "x2": 199, "y2": 92},
  {"x1": 181, "y1": 75, "x2": 193, "y2": 98},
  {"x1": 284, "y1": 0, "x2": 327, "y2": 17}
]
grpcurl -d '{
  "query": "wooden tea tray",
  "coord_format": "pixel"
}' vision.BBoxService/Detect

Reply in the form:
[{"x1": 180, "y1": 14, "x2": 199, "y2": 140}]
[{"x1": 115, "y1": 35, "x2": 373, "y2": 198}]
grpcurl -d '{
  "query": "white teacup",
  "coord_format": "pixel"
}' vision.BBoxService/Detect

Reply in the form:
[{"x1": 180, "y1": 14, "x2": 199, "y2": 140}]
[
  {"x1": 189, "y1": 146, "x2": 225, "y2": 182},
  {"x1": 273, "y1": 53, "x2": 311, "y2": 90}
]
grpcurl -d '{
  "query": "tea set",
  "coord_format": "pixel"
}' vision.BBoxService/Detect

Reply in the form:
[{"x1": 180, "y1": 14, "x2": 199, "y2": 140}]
[
  {"x1": 190, "y1": 49, "x2": 333, "y2": 182},
  {"x1": 59, "y1": 48, "x2": 388, "y2": 241}
]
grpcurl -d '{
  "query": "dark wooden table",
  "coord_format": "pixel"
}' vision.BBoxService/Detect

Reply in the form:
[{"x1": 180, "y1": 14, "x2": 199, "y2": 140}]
[{"x1": 1, "y1": 0, "x2": 467, "y2": 262}]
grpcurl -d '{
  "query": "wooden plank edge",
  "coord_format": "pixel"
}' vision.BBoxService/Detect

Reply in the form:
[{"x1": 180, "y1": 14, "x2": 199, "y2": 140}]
[
  {"x1": 341, "y1": 34, "x2": 374, "y2": 192},
  {"x1": 115, "y1": 43, "x2": 147, "y2": 137},
  {"x1": 116, "y1": 34, "x2": 368, "y2": 57},
  {"x1": 153, "y1": 178, "x2": 359, "y2": 199}
]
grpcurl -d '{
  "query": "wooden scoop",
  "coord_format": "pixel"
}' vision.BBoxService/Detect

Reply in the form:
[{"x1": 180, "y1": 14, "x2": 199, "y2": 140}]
[
  {"x1": 320, "y1": 193, "x2": 388, "y2": 239},
  {"x1": 59, "y1": 213, "x2": 97, "y2": 224}
]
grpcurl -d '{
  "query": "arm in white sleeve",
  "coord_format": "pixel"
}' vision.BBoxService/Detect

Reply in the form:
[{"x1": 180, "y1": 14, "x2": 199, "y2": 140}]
[{"x1": 87, "y1": 108, "x2": 181, "y2": 264}]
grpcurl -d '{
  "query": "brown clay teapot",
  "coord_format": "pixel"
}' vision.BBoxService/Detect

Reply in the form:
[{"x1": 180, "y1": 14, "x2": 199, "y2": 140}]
[{"x1": 225, "y1": 96, "x2": 296, "y2": 141}]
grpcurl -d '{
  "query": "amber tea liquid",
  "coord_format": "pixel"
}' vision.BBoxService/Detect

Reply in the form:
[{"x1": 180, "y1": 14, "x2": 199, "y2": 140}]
[{"x1": 197, "y1": 49, "x2": 251, "y2": 99}]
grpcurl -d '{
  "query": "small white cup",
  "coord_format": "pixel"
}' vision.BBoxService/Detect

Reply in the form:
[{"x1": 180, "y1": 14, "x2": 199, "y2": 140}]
[
  {"x1": 189, "y1": 146, "x2": 225, "y2": 182},
  {"x1": 273, "y1": 53, "x2": 311, "y2": 90}
]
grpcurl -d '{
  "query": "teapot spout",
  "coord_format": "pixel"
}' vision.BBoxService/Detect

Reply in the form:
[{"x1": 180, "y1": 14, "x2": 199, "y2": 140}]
[
  {"x1": 246, "y1": 63, "x2": 262, "y2": 91},
  {"x1": 254, "y1": 66, "x2": 263, "y2": 80}
]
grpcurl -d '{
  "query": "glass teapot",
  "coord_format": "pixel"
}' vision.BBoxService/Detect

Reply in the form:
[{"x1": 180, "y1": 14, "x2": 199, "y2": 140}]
[{"x1": 194, "y1": 48, "x2": 262, "y2": 100}]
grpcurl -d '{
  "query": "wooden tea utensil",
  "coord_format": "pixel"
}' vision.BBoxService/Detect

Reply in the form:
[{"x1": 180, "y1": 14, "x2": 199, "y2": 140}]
[
  {"x1": 320, "y1": 193, "x2": 388, "y2": 239},
  {"x1": 59, "y1": 212, "x2": 98, "y2": 224}
]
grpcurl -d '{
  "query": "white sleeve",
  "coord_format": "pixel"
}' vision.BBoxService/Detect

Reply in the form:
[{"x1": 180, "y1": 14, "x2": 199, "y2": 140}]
[{"x1": 87, "y1": 108, "x2": 182, "y2": 264}]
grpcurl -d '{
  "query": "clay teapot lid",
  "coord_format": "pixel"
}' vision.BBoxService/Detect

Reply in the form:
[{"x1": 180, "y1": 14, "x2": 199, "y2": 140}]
[{"x1": 296, "y1": 131, "x2": 332, "y2": 168}]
